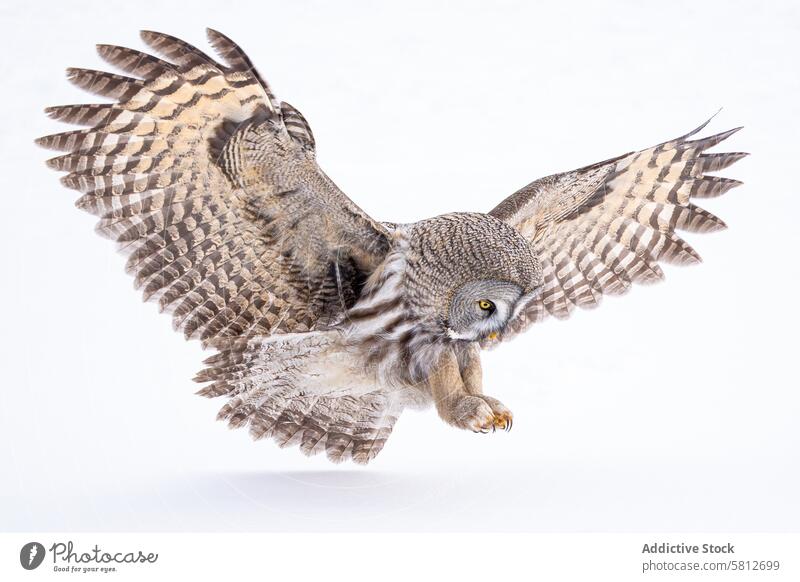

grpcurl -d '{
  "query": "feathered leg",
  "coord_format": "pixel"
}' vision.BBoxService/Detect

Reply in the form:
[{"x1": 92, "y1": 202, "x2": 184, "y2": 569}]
[
  {"x1": 456, "y1": 343, "x2": 513, "y2": 431},
  {"x1": 429, "y1": 347, "x2": 511, "y2": 433}
]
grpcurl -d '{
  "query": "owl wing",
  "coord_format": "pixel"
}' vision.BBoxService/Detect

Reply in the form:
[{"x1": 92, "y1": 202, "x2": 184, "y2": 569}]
[
  {"x1": 38, "y1": 29, "x2": 390, "y2": 342},
  {"x1": 489, "y1": 118, "x2": 746, "y2": 341}
]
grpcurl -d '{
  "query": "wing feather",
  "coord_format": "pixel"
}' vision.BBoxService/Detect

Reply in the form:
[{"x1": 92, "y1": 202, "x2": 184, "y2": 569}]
[
  {"x1": 490, "y1": 118, "x2": 746, "y2": 339},
  {"x1": 96, "y1": 44, "x2": 177, "y2": 79},
  {"x1": 39, "y1": 29, "x2": 390, "y2": 343}
]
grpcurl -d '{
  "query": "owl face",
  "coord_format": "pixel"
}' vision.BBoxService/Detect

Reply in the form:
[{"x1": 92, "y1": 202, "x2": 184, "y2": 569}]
[
  {"x1": 402, "y1": 213, "x2": 542, "y2": 342},
  {"x1": 445, "y1": 279, "x2": 526, "y2": 341}
]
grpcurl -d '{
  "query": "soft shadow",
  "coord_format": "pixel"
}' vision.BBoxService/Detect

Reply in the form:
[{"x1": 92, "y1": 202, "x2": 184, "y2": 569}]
[
  {"x1": 152, "y1": 468, "x2": 469, "y2": 530},
  {"x1": 212, "y1": 469, "x2": 410, "y2": 489}
]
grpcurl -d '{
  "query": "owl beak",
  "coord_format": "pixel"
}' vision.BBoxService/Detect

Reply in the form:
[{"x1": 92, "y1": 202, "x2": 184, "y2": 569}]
[{"x1": 487, "y1": 331, "x2": 498, "y2": 341}]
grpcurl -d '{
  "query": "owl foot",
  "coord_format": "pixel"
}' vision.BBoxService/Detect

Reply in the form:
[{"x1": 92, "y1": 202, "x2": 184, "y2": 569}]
[
  {"x1": 478, "y1": 395, "x2": 513, "y2": 432},
  {"x1": 447, "y1": 395, "x2": 513, "y2": 433}
]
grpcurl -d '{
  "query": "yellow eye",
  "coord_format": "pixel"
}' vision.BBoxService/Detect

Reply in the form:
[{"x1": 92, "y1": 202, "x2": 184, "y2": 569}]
[{"x1": 478, "y1": 299, "x2": 495, "y2": 312}]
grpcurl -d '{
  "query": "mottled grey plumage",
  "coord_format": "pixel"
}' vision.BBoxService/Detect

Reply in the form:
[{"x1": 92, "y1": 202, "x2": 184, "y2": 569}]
[
  {"x1": 404, "y1": 213, "x2": 542, "y2": 317},
  {"x1": 39, "y1": 29, "x2": 746, "y2": 463}
]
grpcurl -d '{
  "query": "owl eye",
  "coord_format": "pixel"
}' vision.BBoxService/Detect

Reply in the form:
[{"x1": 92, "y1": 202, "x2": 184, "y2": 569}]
[{"x1": 477, "y1": 299, "x2": 495, "y2": 313}]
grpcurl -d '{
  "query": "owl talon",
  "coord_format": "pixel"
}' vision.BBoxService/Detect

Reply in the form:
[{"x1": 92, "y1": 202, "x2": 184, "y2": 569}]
[
  {"x1": 474, "y1": 395, "x2": 513, "y2": 433},
  {"x1": 492, "y1": 412, "x2": 512, "y2": 431},
  {"x1": 471, "y1": 410, "x2": 513, "y2": 434},
  {"x1": 439, "y1": 392, "x2": 514, "y2": 434}
]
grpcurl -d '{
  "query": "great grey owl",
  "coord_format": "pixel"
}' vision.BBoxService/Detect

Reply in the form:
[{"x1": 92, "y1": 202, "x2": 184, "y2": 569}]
[{"x1": 38, "y1": 30, "x2": 746, "y2": 464}]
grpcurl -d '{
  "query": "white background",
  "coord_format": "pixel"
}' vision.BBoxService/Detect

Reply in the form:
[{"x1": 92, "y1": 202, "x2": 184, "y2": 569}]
[{"x1": 0, "y1": 0, "x2": 797, "y2": 533}]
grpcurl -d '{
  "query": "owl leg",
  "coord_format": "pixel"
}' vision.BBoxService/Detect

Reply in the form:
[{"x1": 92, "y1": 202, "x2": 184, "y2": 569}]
[
  {"x1": 457, "y1": 343, "x2": 513, "y2": 431},
  {"x1": 429, "y1": 348, "x2": 511, "y2": 433}
]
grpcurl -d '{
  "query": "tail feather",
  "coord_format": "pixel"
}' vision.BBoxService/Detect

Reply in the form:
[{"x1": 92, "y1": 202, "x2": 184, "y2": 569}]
[{"x1": 197, "y1": 333, "x2": 408, "y2": 464}]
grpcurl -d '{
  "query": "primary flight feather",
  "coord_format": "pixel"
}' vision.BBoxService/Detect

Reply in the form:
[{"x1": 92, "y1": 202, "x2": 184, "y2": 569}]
[{"x1": 38, "y1": 29, "x2": 746, "y2": 463}]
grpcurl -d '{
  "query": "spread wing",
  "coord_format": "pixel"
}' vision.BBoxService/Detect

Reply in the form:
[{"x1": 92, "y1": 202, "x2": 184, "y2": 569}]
[
  {"x1": 38, "y1": 29, "x2": 390, "y2": 342},
  {"x1": 489, "y1": 118, "x2": 746, "y2": 340}
]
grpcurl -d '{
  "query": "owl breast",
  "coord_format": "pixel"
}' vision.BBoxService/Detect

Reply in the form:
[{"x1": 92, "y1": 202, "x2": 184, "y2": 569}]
[
  {"x1": 335, "y1": 226, "x2": 445, "y2": 391},
  {"x1": 336, "y1": 214, "x2": 540, "y2": 391}
]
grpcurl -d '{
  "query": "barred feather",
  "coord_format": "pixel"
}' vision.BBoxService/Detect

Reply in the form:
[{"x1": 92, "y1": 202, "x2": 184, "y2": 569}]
[
  {"x1": 45, "y1": 104, "x2": 114, "y2": 126},
  {"x1": 139, "y1": 30, "x2": 218, "y2": 70},
  {"x1": 281, "y1": 101, "x2": 315, "y2": 151},
  {"x1": 96, "y1": 44, "x2": 176, "y2": 78},
  {"x1": 205, "y1": 28, "x2": 280, "y2": 115}
]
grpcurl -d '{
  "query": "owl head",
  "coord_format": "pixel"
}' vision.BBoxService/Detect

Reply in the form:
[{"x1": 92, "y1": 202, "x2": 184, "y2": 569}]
[{"x1": 405, "y1": 213, "x2": 542, "y2": 341}]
